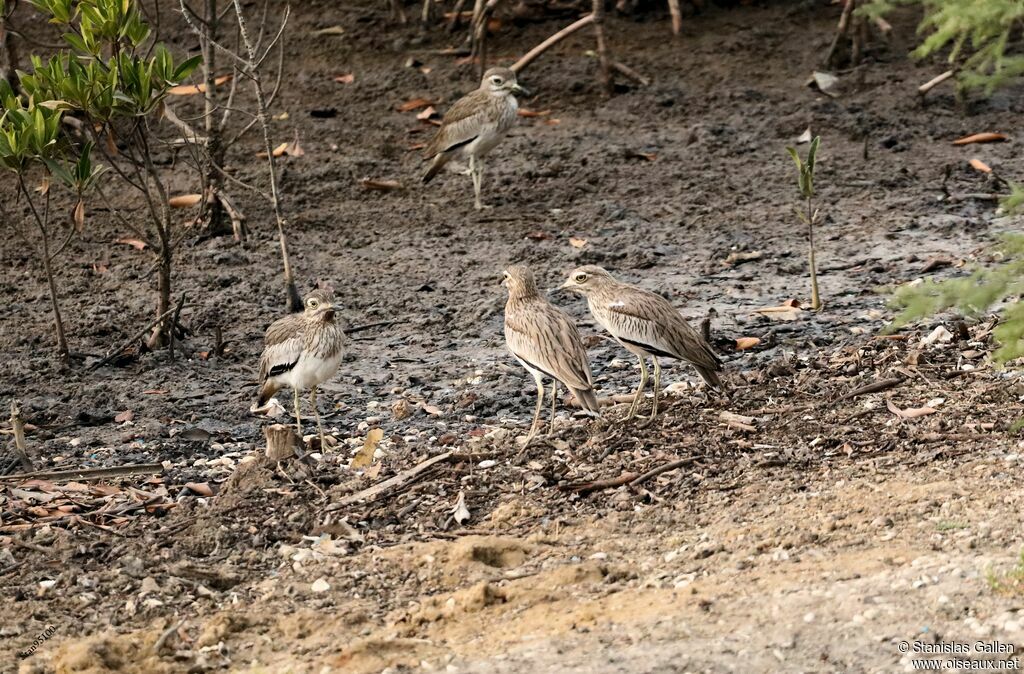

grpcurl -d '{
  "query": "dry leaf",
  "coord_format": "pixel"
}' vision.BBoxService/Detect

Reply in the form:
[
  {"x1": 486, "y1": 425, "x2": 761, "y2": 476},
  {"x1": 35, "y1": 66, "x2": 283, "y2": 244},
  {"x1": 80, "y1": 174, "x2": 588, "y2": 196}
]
[
  {"x1": 416, "y1": 106, "x2": 437, "y2": 120},
  {"x1": 312, "y1": 25, "x2": 345, "y2": 36},
  {"x1": 569, "y1": 237, "x2": 588, "y2": 248},
  {"x1": 359, "y1": 178, "x2": 405, "y2": 192},
  {"x1": 268, "y1": 142, "x2": 289, "y2": 157},
  {"x1": 754, "y1": 300, "x2": 802, "y2": 321},
  {"x1": 625, "y1": 150, "x2": 657, "y2": 161},
  {"x1": 351, "y1": 428, "x2": 383, "y2": 469},
  {"x1": 114, "y1": 410, "x2": 134, "y2": 423},
  {"x1": 952, "y1": 132, "x2": 1007, "y2": 146},
  {"x1": 115, "y1": 237, "x2": 147, "y2": 251},
  {"x1": 518, "y1": 109, "x2": 551, "y2": 118},
  {"x1": 396, "y1": 98, "x2": 435, "y2": 112},
  {"x1": 272, "y1": 111, "x2": 289, "y2": 121},
  {"x1": 334, "y1": 73, "x2": 355, "y2": 84},
  {"x1": 184, "y1": 482, "x2": 214, "y2": 497},
  {"x1": 421, "y1": 403, "x2": 442, "y2": 416},
  {"x1": 284, "y1": 138, "x2": 304, "y2": 157},
  {"x1": 543, "y1": 118, "x2": 561, "y2": 126},
  {"x1": 392, "y1": 399, "x2": 410, "y2": 420},
  {"x1": 797, "y1": 128, "x2": 813, "y2": 144},
  {"x1": 143, "y1": 389, "x2": 168, "y2": 395},
  {"x1": 525, "y1": 230, "x2": 551, "y2": 241},
  {"x1": 168, "y1": 193, "x2": 203, "y2": 208},
  {"x1": 72, "y1": 200, "x2": 85, "y2": 232},
  {"x1": 452, "y1": 491, "x2": 470, "y2": 525},
  {"x1": 168, "y1": 74, "x2": 232, "y2": 96},
  {"x1": 809, "y1": 71, "x2": 839, "y2": 97},
  {"x1": 723, "y1": 250, "x2": 763, "y2": 266},
  {"x1": 968, "y1": 158, "x2": 992, "y2": 173},
  {"x1": 886, "y1": 398, "x2": 937, "y2": 419},
  {"x1": 735, "y1": 337, "x2": 760, "y2": 350}
]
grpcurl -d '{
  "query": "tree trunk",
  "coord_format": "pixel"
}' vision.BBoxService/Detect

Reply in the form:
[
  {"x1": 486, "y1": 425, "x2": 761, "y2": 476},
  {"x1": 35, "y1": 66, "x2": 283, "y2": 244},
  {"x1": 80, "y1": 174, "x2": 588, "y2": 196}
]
[
  {"x1": 201, "y1": 0, "x2": 231, "y2": 238},
  {"x1": 40, "y1": 235, "x2": 70, "y2": 362},
  {"x1": 592, "y1": 0, "x2": 612, "y2": 96},
  {"x1": 0, "y1": 11, "x2": 20, "y2": 92}
]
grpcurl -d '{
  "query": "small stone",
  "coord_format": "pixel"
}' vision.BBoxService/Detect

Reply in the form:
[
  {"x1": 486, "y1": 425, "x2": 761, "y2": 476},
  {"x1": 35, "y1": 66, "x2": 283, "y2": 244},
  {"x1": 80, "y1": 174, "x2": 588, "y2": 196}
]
[
  {"x1": 311, "y1": 578, "x2": 330, "y2": 593},
  {"x1": 803, "y1": 612, "x2": 815, "y2": 623}
]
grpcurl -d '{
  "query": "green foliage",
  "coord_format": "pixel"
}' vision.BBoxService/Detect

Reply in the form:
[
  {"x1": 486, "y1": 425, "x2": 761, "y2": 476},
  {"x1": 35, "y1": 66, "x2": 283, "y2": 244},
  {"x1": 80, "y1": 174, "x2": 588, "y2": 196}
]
[
  {"x1": 786, "y1": 135, "x2": 820, "y2": 202},
  {"x1": 986, "y1": 548, "x2": 1024, "y2": 596},
  {"x1": 861, "y1": 0, "x2": 1024, "y2": 95},
  {"x1": 0, "y1": 96, "x2": 65, "y2": 171},
  {"x1": 891, "y1": 234, "x2": 1024, "y2": 362}
]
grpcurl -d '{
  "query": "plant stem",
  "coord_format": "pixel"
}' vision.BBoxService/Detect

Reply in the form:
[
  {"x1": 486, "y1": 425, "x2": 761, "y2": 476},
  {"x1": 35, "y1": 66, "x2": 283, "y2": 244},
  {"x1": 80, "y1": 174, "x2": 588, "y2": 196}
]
[
  {"x1": 17, "y1": 176, "x2": 70, "y2": 362},
  {"x1": 807, "y1": 195, "x2": 821, "y2": 311},
  {"x1": 230, "y1": 0, "x2": 301, "y2": 311}
]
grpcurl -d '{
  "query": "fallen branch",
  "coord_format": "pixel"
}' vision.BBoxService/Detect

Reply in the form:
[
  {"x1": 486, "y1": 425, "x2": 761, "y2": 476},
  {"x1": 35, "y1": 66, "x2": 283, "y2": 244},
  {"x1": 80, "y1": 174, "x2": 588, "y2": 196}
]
[
  {"x1": 834, "y1": 376, "x2": 905, "y2": 402},
  {"x1": 511, "y1": 14, "x2": 594, "y2": 74},
  {"x1": 611, "y1": 60, "x2": 649, "y2": 86},
  {"x1": 90, "y1": 303, "x2": 190, "y2": 371},
  {"x1": 918, "y1": 69, "x2": 954, "y2": 97},
  {"x1": 325, "y1": 451, "x2": 485, "y2": 511},
  {"x1": 346, "y1": 319, "x2": 407, "y2": 335},
  {"x1": 630, "y1": 455, "x2": 703, "y2": 487},
  {"x1": 0, "y1": 462, "x2": 164, "y2": 483},
  {"x1": 560, "y1": 471, "x2": 638, "y2": 495}
]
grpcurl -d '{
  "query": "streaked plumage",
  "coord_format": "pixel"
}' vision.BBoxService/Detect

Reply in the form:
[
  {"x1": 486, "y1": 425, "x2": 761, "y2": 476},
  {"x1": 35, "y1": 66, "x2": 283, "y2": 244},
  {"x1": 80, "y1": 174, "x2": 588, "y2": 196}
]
[
  {"x1": 561, "y1": 265, "x2": 722, "y2": 421},
  {"x1": 422, "y1": 67, "x2": 528, "y2": 210},
  {"x1": 257, "y1": 289, "x2": 346, "y2": 446},
  {"x1": 503, "y1": 265, "x2": 600, "y2": 445}
]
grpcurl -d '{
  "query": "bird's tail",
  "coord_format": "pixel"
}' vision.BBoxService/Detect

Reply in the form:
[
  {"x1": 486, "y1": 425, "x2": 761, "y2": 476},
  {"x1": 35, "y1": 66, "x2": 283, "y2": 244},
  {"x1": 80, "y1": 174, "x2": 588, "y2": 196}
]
[
  {"x1": 421, "y1": 152, "x2": 448, "y2": 184},
  {"x1": 693, "y1": 364, "x2": 724, "y2": 391},
  {"x1": 572, "y1": 386, "x2": 602, "y2": 416}
]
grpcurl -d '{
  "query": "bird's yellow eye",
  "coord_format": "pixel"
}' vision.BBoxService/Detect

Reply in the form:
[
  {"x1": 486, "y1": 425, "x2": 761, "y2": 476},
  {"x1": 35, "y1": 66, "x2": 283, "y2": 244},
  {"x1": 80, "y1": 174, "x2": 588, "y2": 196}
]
[
  {"x1": 574, "y1": 273, "x2": 587, "y2": 283},
  {"x1": 308, "y1": 299, "x2": 319, "y2": 309},
  {"x1": 491, "y1": 77, "x2": 503, "y2": 85}
]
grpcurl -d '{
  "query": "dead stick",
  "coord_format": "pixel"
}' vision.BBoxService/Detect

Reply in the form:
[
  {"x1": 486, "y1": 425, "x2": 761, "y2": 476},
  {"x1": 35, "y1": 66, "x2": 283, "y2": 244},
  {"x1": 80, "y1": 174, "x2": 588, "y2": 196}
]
[
  {"x1": 630, "y1": 456, "x2": 704, "y2": 487},
  {"x1": 90, "y1": 304, "x2": 189, "y2": 370},
  {"x1": 326, "y1": 451, "x2": 464, "y2": 510},
  {"x1": 168, "y1": 292, "x2": 186, "y2": 362},
  {"x1": 667, "y1": 0, "x2": 681, "y2": 35},
  {"x1": 0, "y1": 462, "x2": 164, "y2": 483},
  {"x1": 834, "y1": 376, "x2": 905, "y2": 402},
  {"x1": 919, "y1": 70, "x2": 954, "y2": 96},
  {"x1": 824, "y1": 0, "x2": 855, "y2": 67},
  {"x1": 510, "y1": 14, "x2": 594, "y2": 74},
  {"x1": 346, "y1": 319, "x2": 407, "y2": 335},
  {"x1": 560, "y1": 471, "x2": 639, "y2": 495},
  {"x1": 611, "y1": 60, "x2": 649, "y2": 86},
  {"x1": 9, "y1": 401, "x2": 33, "y2": 472}
]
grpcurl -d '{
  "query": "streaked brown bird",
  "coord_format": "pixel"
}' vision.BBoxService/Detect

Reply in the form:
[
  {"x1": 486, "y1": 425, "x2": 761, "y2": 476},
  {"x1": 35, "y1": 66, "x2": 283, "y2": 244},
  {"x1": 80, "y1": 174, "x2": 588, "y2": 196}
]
[
  {"x1": 560, "y1": 265, "x2": 722, "y2": 421},
  {"x1": 502, "y1": 265, "x2": 600, "y2": 445},
  {"x1": 421, "y1": 67, "x2": 529, "y2": 210},
  {"x1": 257, "y1": 289, "x2": 346, "y2": 447}
]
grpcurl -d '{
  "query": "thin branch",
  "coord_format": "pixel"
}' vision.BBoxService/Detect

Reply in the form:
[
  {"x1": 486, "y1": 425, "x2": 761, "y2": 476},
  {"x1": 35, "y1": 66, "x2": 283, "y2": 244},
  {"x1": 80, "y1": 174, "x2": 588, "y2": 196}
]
[{"x1": 511, "y1": 15, "x2": 594, "y2": 74}]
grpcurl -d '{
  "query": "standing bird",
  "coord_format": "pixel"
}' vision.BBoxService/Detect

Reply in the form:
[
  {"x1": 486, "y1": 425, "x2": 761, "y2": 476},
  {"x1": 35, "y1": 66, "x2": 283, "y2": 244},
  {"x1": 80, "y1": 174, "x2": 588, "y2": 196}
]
[
  {"x1": 256, "y1": 289, "x2": 346, "y2": 448},
  {"x1": 502, "y1": 265, "x2": 600, "y2": 445},
  {"x1": 560, "y1": 266, "x2": 722, "y2": 422},
  {"x1": 421, "y1": 67, "x2": 529, "y2": 210}
]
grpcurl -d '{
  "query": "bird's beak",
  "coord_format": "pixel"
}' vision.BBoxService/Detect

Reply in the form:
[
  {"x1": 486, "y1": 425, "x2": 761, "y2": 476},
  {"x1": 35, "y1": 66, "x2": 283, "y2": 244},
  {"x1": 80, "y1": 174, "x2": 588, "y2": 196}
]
[{"x1": 511, "y1": 83, "x2": 530, "y2": 97}]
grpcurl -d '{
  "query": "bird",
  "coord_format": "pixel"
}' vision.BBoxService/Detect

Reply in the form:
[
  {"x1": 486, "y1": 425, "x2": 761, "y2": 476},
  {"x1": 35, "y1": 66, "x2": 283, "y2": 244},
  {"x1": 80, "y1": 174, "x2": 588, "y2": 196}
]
[
  {"x1": 421, "y1": 66, "x2": 529, "y2": 210},
  {"x1": 256, "y1": 289, "x2": 346, "y2": 448},
  {"x1": 559, "y1": 265, "x2": 722, "y2": 422},
  {"x1": 502, "y1": 265, "x2": 601, "y2": 446}
]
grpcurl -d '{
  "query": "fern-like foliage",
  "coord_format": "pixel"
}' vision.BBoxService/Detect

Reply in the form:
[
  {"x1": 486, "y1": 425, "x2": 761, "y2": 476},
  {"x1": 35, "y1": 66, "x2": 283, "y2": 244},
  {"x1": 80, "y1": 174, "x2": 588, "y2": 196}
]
[{"x1": 860, "y1": 0, "x2": 1024, "y2": 95}]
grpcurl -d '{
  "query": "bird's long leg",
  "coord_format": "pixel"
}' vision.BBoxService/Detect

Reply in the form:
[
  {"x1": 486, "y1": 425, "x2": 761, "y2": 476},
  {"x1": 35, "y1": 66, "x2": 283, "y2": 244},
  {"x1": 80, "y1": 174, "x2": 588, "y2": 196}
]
[
  {"x1": 293, "y1": 388, "x2": 303, "y2": 437},
  {"x1": 311, "y1": 387, "x2": 325, "y2": 449},
  {"x1": 472, "y1": 157, "x2": 484, "y2": 210},
  {"x1": 548, "y1": 380, "x2": 558, "y2": 435},
  {"x1": 627, "y1": 355, "x2": 649, "y2": 420},
  {"x1": 525, "y1": 373, "x2": 544, "y2": 446},
  {"x1": 640, "y1": 358, "x2": 662, "y2": 427}
]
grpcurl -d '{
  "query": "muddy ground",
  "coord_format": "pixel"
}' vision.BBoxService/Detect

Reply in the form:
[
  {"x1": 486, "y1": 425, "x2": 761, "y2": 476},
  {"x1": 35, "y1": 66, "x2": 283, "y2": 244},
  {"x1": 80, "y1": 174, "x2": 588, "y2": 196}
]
[{"x1": 2, "y1": 1, "x2": 1024, "y2": 672}]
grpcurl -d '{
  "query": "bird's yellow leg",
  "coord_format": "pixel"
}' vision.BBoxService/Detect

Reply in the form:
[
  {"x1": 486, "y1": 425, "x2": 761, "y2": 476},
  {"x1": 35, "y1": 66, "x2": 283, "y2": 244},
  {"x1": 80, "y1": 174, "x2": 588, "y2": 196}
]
[
  {"x1": 293, "y1": 388, "x2": 302, "y2": 437},
  {"x1": 548, "y1": 380, "x2": 558, "y2": 435},
  {"x1": 311, "y1": 387, "x2": 325, "y2": 448},
  {"x1": 627, "y1": 356, "x2": 649, "y2": 420},
  {"x1": 525, "y1": 375, "x2": 544, "y2": 447},
  {"x1": 639, "y1": 359, "x2": 662, "y2": 428}
]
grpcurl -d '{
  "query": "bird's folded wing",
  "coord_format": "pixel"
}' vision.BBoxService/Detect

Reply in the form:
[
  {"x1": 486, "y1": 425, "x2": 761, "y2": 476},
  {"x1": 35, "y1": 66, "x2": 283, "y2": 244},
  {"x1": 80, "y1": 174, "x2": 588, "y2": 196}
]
[
  {"x1": 259, "y1": 317, "x2": 306, "y2": 383},
  {"x1": 604, "y1": 295, "x2": 719, "y2": 368},
  {"x1": 505, "y1": 308, "x2": 593, "y2": 391},
  {"x1": 424, "y1": 91, "x2": 489, "y2": 157}
]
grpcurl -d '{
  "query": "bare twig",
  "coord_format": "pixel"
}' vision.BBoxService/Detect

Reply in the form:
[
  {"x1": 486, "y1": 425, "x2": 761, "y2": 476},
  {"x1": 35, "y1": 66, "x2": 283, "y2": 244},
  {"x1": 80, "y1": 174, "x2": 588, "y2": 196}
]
[
  {"x1": 9, "y1": 401, "x2": 33, "y2": 472},
  {"x1": 324, "y1": 452, "x2": 489, "y2": 510},
  {"x1": 0, "y1": 462, "x2": 164, "y2": 483},
  {"x1": 90, "y1": 303, "x2": 190, "y2": 370},
  {"x1": 511, "y1": 14, "x2": 594, "y2": 74},
  {"x1": 592, "y1": 0, "x2": 612, "y2": 95},
  {"x1": 919, "y1": 69, "x2": 955, "y2": 97},
  {"x1": 667, "y1": 0, "x2": 681, "y2": 35},
  {"x1": 631, "y1": 455, "x2": 705, "y2": 487},
  {"x1": 834, "y1": 376, "x2": 905, "y2": 402},
  {"x1": 560, "y1": 471, "x2": 639, "y2": 495}
]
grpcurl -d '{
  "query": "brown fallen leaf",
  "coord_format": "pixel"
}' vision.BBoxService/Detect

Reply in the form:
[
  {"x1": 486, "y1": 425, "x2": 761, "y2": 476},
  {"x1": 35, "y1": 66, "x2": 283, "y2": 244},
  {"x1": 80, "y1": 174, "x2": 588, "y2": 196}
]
[
  {"x1": 968, "y1": 158, "x2": 992, "y2": 173},
  {"x1": 312, "y1": 25, "x2": 345, "y2": 36},
  {"x1": 754, "y1": 299, "x2": 802, "y2": 321},
  {"x1": 168, "y1": 74, "x2": 232, "y2": 96},
  {"x1": 284, "y1": 138, "x2": 304, "y2": 157},
  {"x1": 885, "y1": 398, "x2": 937, "y2": 419},
  {"x1": 569, "y1": 237, "x2": 588, "y2": 248},
  {"x1": 416, "y1": 106, "x2": 437, "y2": 120},
  {"x1": 525, "y1": 230, "x2": 551, "y2": 241},
  {"x1": 408, "y1": 142, "x2": 426, "y2": 151},
  {"x1": 952, "y1": 132, "x2": 1008, "y2": 146},
  {"x1": 518, "y1": 109, "x2": 551, "y2": 118},
  {"x1": 735, "y1": 337, "x2": 760, "y2": 350},
  {"x1": 267, "y1": 141, "x2": 289, "y2": 157},
  {"x1": 72, "y1": 200, "x2": 85, "y2": 231},
  {"x1": 391, "y1": 399, "x2": 411, "y2": 420},
  {"x1": 351, "y1": 427, "x2": 383, "y2": 469},
  {"x1": 396, "y1": 98, "x2": 436, "y2": 112},
  {"x1": 723, "y1": 250, "x2": 763, "y2": 266},
  {"x1": 543, "y1": 118, "x2": 561, "y2": 126},
  {"x1": 359, "y1": 178, "x2": 405, "y2": 192},
  {"x1": 334, "y1": 73, "x2": 355, "y2": 84},
  {"x1": 184, "y1": 482, "x2": 214, "y2": 497},
  {"x1": 421, "y1": 403, "x2": 442, "y2": 416},
  {"x1": 168, "y1": 193, "x2": 203, "y2": 208},
  {"x1": 114, "y1": 410, "x2": 134, "y2": 423},
  {"x1": 116, "y1": 237, "x2": 147, "y2": 251},
  {"x1": 142, "y1": 389, "x2": 168, "y2": 395},
  {"x1": 625, "y1": 150, "x2": 657, "y2": 161}
]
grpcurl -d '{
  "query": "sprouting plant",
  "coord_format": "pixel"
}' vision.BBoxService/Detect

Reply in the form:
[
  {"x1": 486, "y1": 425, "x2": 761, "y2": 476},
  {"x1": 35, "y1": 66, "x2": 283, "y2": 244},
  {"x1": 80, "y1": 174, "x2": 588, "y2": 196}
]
[
  {"x1": 21, "y1": 0, "x2": 200, "y2": 347},
  {"x1": 786, "y1": 136, "x2": 822, "y2": 311},
  {"x1": 0, "y1": 82, "x2": 105, "y2": 362}
]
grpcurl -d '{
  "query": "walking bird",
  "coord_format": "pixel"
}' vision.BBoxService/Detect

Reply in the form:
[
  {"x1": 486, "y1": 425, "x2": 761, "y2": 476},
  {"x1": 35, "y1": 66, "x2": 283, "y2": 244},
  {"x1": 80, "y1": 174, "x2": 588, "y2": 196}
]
[
  {"x1": 560, "y1": 265, "x2": 722, "y2": 421},
  {"x1": 502, "y1": 265, "x2": 600, "y2": 445},
  {"x1": 422, "y1": 67, "x2": 529, "y2": 210},
  {"x1": 257, "y1": 289, "x2": 346, "y2": 447}
]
